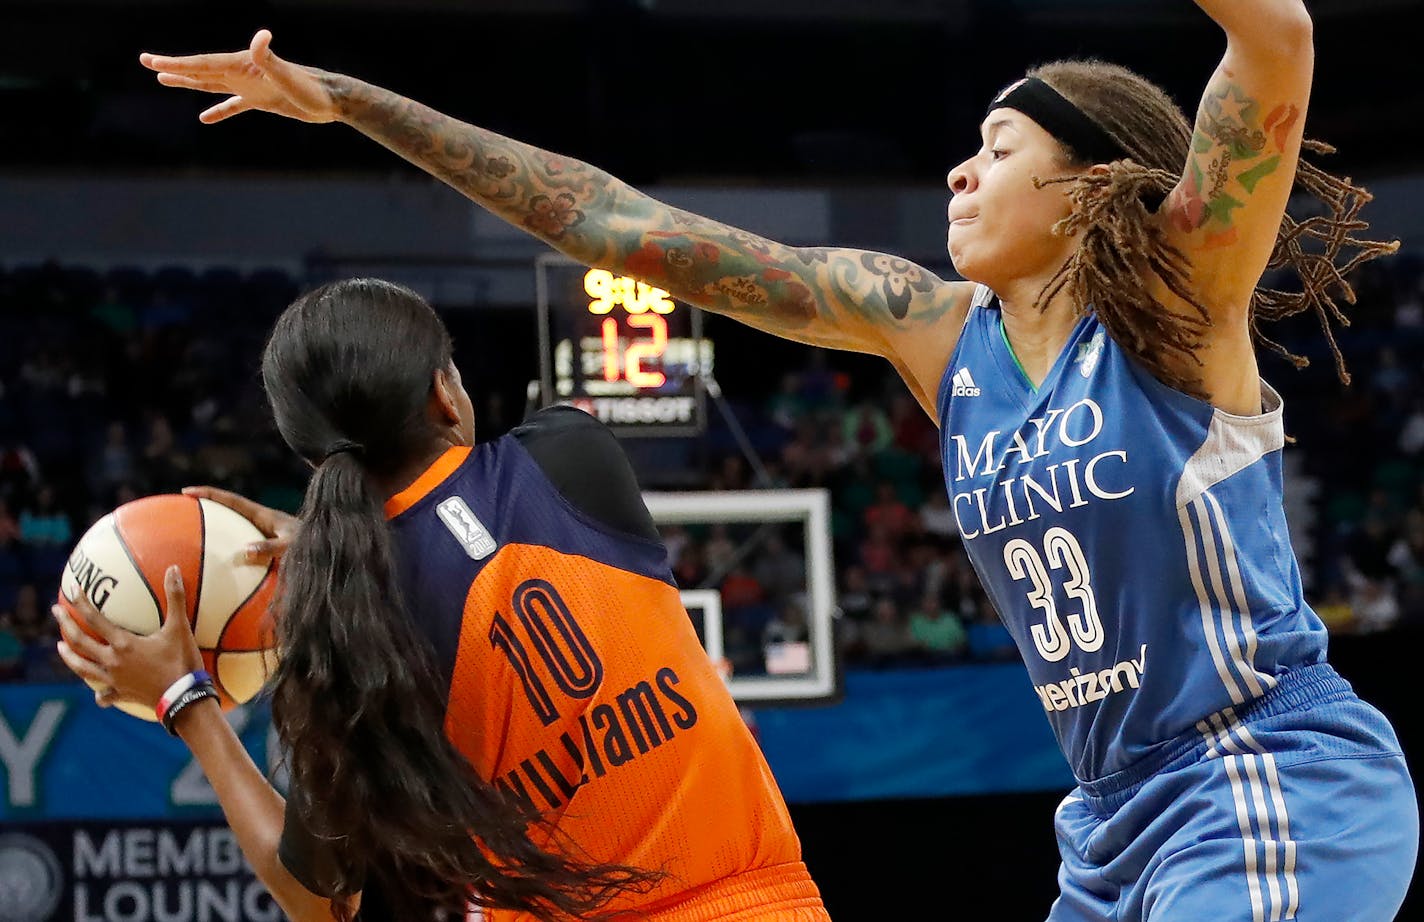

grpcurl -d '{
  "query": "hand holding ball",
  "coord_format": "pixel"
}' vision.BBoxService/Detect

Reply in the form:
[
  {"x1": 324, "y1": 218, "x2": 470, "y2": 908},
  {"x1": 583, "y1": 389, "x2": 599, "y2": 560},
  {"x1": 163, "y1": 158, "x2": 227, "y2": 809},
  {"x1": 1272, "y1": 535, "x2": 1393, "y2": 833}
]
[{"x1": 56, "y1": 494, "x2": 280, "y2": 722}]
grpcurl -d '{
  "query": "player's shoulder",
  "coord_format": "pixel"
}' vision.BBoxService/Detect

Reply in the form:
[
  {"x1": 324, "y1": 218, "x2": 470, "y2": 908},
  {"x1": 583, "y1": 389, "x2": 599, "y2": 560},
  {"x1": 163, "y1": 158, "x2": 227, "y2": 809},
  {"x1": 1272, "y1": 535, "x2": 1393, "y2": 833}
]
[
  {"x1": 873, "y1": 279, "x2": 981, "y2": 415},
  {"x1": 510, "y1": 404, "x2": 628, "y2": 481},
  {"x1": 921, "y1": 279, "x2": 981, "y2": 334},
  {"x1": 932, "y1": 283, "x2": 997, "y2": 368},
  {"x1": 966, "y1": 282, "x2": 995, "y2": 308},
  {"x1": 509, "y1": 405, "x2": 660, "y2": 543},
  {"x1": 511, "y1": 403, "x2": 611, "y2": 442},
  {"x1": 917, "y1": 278, "x2": 984, "y2": 321},
  {"x1": 950, "y1": 284, "x2": 1006, "y2": 337}
]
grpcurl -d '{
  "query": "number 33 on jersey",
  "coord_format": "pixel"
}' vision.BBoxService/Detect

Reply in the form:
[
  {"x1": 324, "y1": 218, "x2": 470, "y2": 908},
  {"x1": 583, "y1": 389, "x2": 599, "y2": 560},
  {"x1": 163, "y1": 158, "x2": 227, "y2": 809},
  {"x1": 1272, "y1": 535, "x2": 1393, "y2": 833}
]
[{"x1": 941, "y1": 291, "x2": 1318, "y2": 783}]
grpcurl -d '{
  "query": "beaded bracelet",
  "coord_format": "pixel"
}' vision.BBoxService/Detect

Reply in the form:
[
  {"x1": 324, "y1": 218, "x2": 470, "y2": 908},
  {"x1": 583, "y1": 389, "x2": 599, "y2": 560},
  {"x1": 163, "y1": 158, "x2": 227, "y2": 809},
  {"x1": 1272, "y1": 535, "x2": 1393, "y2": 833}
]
[
  {"x1": 156, "y1": 669, "x2": 212, "y2": 725},
  {"x1": 161, "y1": 682, "x2": 219, "y2": 736}
]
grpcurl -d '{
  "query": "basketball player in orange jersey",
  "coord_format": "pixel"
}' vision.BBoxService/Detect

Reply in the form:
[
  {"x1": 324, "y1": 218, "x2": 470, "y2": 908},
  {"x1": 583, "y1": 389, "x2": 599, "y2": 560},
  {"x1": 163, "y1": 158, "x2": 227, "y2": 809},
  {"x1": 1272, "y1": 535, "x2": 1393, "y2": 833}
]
[{"x1": 52, "y1": 278, "x2": 832, "y2": 921}]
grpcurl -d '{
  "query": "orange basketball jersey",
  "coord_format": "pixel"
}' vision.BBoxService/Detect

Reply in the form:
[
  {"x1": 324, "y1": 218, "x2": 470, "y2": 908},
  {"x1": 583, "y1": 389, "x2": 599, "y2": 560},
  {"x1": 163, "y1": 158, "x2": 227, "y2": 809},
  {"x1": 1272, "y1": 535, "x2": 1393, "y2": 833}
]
[{"x1": 377, "y1": 407, "x2": 828, "y2": 921}]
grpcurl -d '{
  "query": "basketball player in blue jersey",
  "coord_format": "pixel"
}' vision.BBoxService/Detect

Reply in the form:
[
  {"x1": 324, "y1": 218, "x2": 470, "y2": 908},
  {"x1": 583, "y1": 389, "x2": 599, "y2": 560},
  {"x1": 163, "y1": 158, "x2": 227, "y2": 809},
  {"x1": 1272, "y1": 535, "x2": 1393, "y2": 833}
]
[{"x1": 143, "y1": 0, "x2": 1416, "y2": 916}]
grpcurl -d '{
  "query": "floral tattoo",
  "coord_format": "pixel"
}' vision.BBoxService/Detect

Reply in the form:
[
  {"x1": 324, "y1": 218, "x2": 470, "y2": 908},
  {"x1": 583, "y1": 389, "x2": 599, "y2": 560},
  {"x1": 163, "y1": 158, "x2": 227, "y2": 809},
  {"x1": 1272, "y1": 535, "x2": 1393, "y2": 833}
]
[{"x1": 329, "y1": 74, "x2": 960, "y2": 345}]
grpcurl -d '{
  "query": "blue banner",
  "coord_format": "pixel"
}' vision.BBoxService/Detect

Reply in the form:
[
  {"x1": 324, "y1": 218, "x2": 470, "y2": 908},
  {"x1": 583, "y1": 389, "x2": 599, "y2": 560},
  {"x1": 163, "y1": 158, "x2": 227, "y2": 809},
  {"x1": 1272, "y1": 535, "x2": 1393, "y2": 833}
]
[
  {"x1": 754, "y1": 665, "x2": 1073, "y2": 801},
  {"x1": 0, "y1": 683, "x2": 270, "y2": 822},
  {"x1": 1, "y1": 666, "x2": 1070, "y2": 823}
]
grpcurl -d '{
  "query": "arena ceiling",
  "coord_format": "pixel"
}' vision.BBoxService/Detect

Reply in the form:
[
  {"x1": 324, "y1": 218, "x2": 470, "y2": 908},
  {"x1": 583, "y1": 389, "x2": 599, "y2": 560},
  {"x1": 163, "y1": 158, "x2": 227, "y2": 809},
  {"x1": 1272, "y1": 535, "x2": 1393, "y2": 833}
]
[{"x1": 0, "y1": 0, "x2": 1417, "y2": 181}]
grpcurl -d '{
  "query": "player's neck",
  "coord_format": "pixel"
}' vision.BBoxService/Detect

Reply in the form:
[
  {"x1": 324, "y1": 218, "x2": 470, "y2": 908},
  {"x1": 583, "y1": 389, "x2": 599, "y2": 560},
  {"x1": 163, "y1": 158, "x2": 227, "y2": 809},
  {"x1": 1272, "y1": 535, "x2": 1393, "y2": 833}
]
[
  {"x1": 995, "y1": 282, "x2": 1079, "y2": 388},
  {"x1": 376, "y1": 433, "x2": 467, "y2": 505}
]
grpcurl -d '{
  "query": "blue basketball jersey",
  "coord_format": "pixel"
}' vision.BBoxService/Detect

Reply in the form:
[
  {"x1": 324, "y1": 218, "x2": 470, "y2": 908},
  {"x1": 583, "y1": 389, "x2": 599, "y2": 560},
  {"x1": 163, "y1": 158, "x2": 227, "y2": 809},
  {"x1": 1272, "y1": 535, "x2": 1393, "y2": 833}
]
[{"x1": 937, "y1": 288, "x2": 1329, "y2": 783}]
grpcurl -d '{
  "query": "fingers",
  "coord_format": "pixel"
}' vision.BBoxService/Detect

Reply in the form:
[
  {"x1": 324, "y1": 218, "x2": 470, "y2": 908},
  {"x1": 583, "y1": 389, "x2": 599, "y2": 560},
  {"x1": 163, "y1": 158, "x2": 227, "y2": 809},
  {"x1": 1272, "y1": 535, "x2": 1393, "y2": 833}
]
[
  {"x1": 249, "y1": 29, "x2": 275, "y2": 66},
  {"x1": 199, "y1": 96, "x2": 253, "y2": 124},
  {"x1": 162, "y1": 565, "x2": 191, "y2": 631},
  {"x1": 156, "y1": 72, "x2": 232, "y2": 93},
  {"x1": 138, "y1": 29, "x2": 276, "y2": 76},
  {"x1": 52, "y1": 604, "x2": 113, "y2": 665},
  {"x1": 59, "y1": 587, "x2": 122, "y2": 645},
  {"x1": 161, "y1": 567, "x2": 206, "y2": 676},
  {"x1": 182, "y1": 485, "x2": 266, "y2": 526},
  {"x1": 56, "y1": 640, "x2": 111, "y2": 687},
  {"x1": 242, "y1": 538, "x2": 284, "y2": 566},
  {"x1": 139, "y1": 49, "x2": 251, "y2": 75},
  {"x1": 181, "y1": 486, "x2": 293, "y2": 557}
]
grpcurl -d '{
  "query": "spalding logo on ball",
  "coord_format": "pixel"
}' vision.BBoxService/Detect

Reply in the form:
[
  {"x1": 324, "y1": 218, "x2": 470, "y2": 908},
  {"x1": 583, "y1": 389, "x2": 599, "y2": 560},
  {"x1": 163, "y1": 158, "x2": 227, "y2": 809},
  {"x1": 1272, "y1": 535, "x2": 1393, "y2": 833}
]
[{"x1": 58, "y1": 494, "x2": 280, "y2": 722}]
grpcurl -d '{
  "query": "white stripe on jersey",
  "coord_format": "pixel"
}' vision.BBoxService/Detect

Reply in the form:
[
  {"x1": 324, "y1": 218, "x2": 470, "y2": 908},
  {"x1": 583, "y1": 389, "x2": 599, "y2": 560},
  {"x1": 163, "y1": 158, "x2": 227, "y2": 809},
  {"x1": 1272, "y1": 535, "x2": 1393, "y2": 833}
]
[
  {"x1": 1223, "y1": 754, "x2": 1270, "y2": 922},
  {"x1": 1204, "y1": 492, "x2": 1278, "y2": 694},
  {"x1": 1180, "y1": 494, "x2": 1277, "y2": 705},
  {"x1": 1179, "y1": 503, "x2": 1245, "y2": 703},
  {"x1": 1196, "y1": 712, "x2": 1301, "y2": 920}
]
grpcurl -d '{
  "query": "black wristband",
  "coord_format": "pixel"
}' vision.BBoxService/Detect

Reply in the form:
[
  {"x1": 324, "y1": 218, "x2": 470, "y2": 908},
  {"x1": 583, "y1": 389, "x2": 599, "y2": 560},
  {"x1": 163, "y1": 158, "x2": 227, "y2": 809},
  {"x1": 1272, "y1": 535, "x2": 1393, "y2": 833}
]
[{"x1": 162, "y1": 682, "x2": 219, "y2": 736}]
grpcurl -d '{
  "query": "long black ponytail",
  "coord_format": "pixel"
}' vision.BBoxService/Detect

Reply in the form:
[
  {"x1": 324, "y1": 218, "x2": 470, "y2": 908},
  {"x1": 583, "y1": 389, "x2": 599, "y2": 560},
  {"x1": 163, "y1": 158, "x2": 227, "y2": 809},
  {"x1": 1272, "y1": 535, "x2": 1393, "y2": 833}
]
[{"x1": 262, "y1": 279, "x2": 659, "y2": 920}]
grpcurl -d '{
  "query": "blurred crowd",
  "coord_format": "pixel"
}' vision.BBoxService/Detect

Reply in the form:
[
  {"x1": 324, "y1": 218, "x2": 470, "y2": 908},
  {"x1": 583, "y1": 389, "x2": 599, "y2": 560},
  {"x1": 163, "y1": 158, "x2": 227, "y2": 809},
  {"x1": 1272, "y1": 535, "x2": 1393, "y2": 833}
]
[
  {"x1": 3, "y1": 254, "x2": 1423, "y2": 684},
  {"x1": 0, "y1": 261, "x2": 301, "y2": 683},
  {"x1": 656, "y1": 359, "x2": 1016, "y2": 677}
]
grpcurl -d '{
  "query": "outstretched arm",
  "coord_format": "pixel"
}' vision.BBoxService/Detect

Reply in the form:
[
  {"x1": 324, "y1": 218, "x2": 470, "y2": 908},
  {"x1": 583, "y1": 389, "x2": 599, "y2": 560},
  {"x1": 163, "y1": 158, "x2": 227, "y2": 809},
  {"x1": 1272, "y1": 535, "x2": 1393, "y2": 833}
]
[{"x1": 140, "y1": 30, "x2": 972, "y2": 414}]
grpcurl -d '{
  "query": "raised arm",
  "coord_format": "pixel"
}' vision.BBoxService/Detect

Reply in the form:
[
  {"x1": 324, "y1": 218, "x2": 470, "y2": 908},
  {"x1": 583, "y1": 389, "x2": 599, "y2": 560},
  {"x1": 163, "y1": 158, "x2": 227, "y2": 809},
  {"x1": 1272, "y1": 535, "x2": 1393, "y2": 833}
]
[
  {"x1": 1162, "y1": 0, "x2": 1314, "y2": 316},
  {"x1": 140, "y1": 30, "x2": 972, "y2": 414}
]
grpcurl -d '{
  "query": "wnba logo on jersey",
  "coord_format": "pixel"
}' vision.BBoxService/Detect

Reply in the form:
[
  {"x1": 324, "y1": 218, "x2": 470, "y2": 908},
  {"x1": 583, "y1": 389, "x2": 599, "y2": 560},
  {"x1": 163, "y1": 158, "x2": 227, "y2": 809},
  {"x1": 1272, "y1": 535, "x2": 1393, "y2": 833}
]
[
  {"x1": 950, "y1": 368, "x2": 982, "y2": 397},
  {"x1": 1075, "y1": 330, "x2": 1105, "y2": 378},
  {"x1": 437, "y1": 497, "x2": 497, "y2": 560}
]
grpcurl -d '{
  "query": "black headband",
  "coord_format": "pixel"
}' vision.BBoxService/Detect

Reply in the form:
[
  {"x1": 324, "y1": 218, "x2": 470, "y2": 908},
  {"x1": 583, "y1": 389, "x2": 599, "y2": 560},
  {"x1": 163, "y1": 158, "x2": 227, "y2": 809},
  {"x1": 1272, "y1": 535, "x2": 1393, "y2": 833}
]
[{"x1": 987, "y1": 77, "x2": 1126, "y2": 166}]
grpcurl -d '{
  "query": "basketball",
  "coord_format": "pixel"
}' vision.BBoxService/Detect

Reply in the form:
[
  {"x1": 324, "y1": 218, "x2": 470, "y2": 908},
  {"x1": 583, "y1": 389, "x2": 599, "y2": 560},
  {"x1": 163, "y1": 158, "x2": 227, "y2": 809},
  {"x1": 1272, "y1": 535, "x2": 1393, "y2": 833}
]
[{"x1": 57, "y1": 493, "x2": 280, "y2": 722}]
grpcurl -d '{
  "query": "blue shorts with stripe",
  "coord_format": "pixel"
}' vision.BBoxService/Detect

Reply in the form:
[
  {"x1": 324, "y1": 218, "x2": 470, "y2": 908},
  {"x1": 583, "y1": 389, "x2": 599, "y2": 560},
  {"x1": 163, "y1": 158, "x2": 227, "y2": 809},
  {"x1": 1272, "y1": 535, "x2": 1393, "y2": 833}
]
[{"x1": 1048, "y1": 664, "x2": 1418, "y2": 922}]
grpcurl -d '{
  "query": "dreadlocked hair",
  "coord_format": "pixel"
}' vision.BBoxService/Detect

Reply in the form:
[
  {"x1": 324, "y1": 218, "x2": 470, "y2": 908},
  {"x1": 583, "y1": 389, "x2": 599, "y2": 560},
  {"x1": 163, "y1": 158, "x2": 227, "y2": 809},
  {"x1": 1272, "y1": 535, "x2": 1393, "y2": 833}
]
[{"x1": 1027, "y1": 58, "x2": 1399, "y2": 397}]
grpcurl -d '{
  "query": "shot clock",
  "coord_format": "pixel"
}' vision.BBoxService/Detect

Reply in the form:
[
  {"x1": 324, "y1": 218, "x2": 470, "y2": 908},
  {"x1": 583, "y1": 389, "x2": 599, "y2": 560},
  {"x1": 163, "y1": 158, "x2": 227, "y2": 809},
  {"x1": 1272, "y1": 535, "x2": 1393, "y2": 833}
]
[{"x1": 536, "y1": 253, "x2": 713, "y2": 437}]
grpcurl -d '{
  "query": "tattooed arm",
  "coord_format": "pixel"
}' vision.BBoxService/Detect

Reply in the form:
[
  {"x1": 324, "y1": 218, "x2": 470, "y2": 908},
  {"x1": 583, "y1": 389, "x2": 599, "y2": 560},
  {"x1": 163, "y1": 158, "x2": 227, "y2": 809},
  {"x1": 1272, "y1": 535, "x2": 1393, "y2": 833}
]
[
  {"x1": 1147, "y1": 1, "x2": 1312, "y2": 411},
  {"x1": 140, "y1": 30, "x2": 972, "y2": 416},
  {"x1": 1160, "y1": 0, "x2": 1313, "y2": 315}
]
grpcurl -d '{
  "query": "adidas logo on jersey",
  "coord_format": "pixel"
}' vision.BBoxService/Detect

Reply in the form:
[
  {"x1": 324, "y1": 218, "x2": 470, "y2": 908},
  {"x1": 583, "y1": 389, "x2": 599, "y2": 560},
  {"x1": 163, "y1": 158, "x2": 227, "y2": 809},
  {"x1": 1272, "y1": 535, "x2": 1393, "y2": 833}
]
[{"x1": 951, "y1": 368, "x2": 982, "y2": 398}]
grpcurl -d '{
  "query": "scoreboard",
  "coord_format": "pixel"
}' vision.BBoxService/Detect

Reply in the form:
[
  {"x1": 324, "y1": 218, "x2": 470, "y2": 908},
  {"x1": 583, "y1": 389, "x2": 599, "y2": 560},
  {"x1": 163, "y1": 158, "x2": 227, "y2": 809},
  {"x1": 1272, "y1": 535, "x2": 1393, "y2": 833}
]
[{"x1": 536, "y1": 253, "x2": 713, "y2": 437}]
